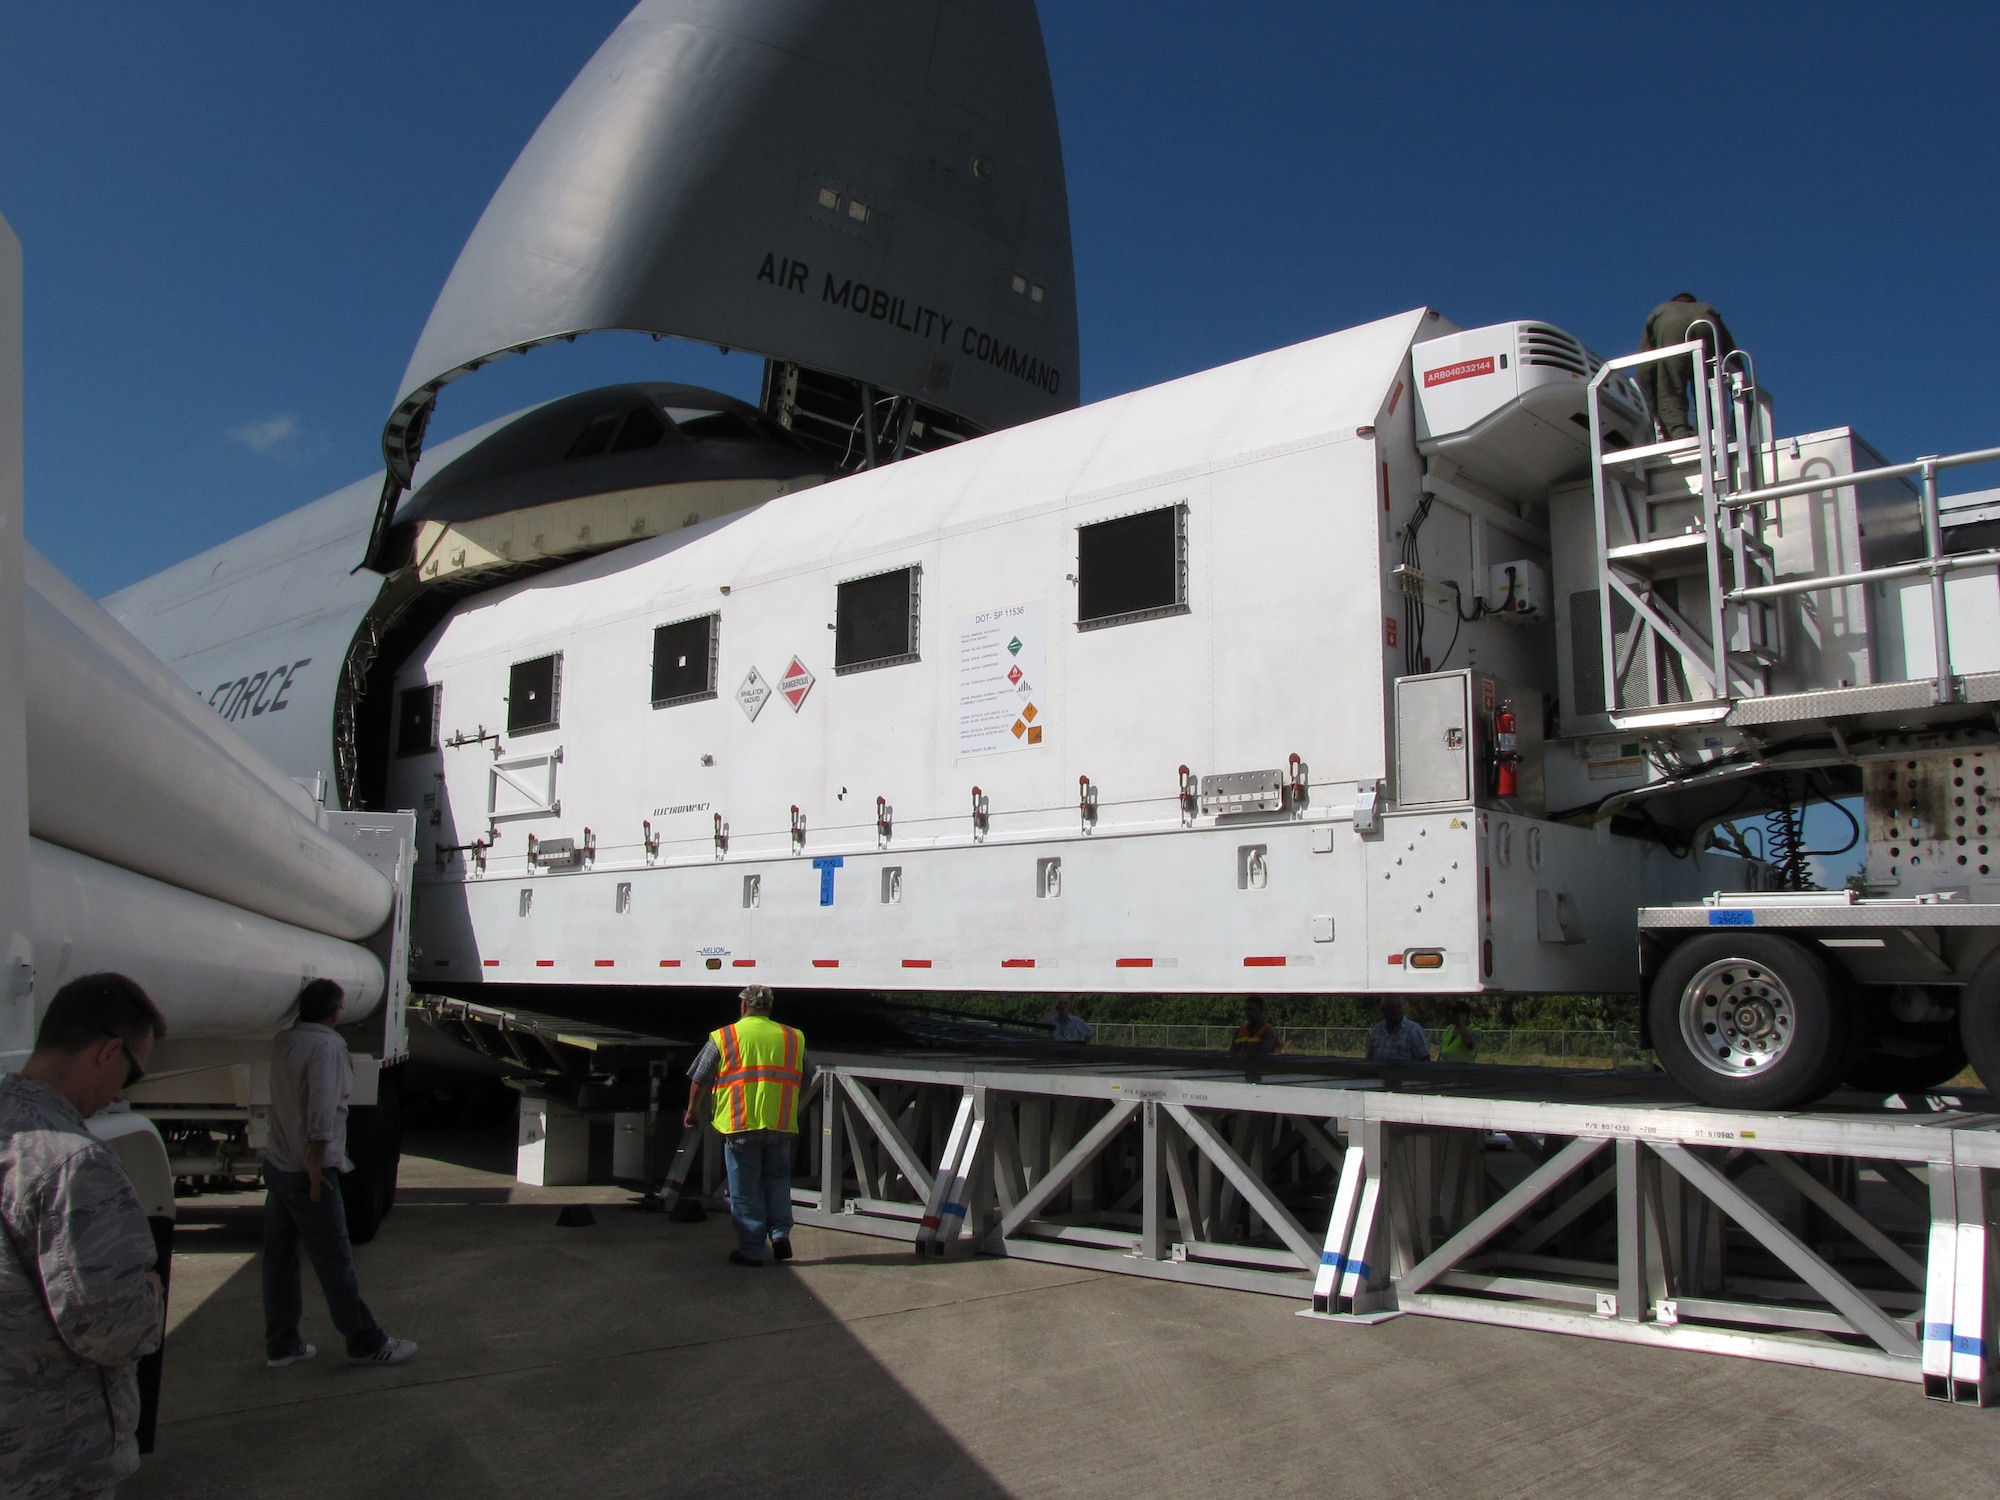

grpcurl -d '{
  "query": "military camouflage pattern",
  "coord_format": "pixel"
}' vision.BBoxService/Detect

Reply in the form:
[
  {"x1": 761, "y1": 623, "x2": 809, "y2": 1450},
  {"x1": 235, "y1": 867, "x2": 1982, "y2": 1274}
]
[{"x1": 0, "y1": 1074, "x2": 164, "y2": 1499}]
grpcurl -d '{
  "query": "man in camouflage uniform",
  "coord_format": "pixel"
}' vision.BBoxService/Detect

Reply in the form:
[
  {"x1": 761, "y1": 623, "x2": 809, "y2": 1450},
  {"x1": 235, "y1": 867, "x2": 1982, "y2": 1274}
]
[{"x1": 0, "y1": 973, "x2": 168, "y2": 1499}]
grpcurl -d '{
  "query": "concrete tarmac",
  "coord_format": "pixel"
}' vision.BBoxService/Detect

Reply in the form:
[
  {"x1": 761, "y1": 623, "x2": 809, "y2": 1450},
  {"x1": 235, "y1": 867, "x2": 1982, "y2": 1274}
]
[{"x1": 126, "y1": 1126, "x2": 2000, "y2": 1500}]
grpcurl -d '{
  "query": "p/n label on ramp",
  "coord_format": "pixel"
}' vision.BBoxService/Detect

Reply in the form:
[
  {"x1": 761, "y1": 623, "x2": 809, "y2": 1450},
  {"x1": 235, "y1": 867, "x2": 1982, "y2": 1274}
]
[{"x1": 1707, "y1": 909, "x2": 1755, "y2": 926}]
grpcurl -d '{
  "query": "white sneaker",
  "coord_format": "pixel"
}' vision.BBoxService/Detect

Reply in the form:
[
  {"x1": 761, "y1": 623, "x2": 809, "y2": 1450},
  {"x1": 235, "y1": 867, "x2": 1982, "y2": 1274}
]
[
  {"x1": 266, "y1": 1343, "x2": 316, "y2": 1368},
  {"x1": 352, "y1": 1337, "x2": 417, "y2": 1365}
]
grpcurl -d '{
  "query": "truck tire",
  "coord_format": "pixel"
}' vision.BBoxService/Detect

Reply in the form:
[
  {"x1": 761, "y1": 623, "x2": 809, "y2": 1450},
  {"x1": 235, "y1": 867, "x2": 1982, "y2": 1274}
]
[
  {"x1": 1647, "y1": 934, "x2": 1851, "y2": 1110},
  {"x1": 1845, "y1": 1005, "x2": 1969, "y2": 1096},
  {"x1": 343, "y1": 1069, "x2": 403, "y2": 1246},
  {"x1": 1961, "y1": 950, "x2": 2000, "y2": 1096}
]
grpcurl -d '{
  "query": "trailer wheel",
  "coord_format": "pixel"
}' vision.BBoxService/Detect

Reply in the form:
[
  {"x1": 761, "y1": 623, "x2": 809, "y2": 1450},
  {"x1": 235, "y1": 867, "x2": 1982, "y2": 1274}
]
[
  {"x1": 1845, "y1": 1002, "x2": 1969, "y2": 1096},
  {"x1": 1648, "y1": 934, "x2": 1850, "y2": 1110},
  {"x1": 1961, "y1": 950, "x2": 2000, "y2": 1095}
]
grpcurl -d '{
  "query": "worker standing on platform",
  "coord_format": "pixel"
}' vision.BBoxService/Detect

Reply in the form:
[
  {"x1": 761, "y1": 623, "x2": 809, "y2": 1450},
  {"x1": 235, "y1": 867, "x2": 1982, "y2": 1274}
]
[
  {"x1": 1365, "y1": 997, "x2": 1432, "y2": 1064},
  {"x1": 1044, "y1": 996, "x2": 1095, "y2": 1043},
  {"x1": 684, "y1": 985, "x2": 808, "y2": 1267},
  {"x1": 0, "y1": 973, "x2": 167, "y2": 1500},
  {"x1": 1639, "y1": 293, "x2": 1736, "y2": 440},
  {"x1": 1437, "y1": 1000, "x2": 1481, "y2": 1062},
  {"x1": 261, "y1": 979, "x2": 416, "y2": 1369},
  {"x1": 1228, "y1": 995, "x2": 1282, "y2": 1057}
]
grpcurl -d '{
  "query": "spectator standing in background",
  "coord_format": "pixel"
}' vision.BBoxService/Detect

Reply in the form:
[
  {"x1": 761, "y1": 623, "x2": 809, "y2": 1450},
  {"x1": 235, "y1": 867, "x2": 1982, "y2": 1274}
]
[
  {"x1": 261, "y1": 979, "x2": 416, "y2": 1369},
  {"x1": 1365, "y1": 997, "x2": 1432, "y2": 1064}
]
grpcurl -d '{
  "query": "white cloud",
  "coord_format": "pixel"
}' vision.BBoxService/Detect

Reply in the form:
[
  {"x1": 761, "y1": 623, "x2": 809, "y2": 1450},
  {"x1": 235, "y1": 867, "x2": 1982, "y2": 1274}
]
[{"x1": 227, "y1": 412, "x2": 299, "y2": 453}]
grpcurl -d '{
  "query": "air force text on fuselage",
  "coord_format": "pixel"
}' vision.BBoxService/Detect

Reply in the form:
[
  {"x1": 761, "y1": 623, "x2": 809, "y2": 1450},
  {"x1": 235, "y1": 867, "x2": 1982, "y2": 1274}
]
[{"x1": 756, "y1": 252, "x2": 1063, "y2": 397}]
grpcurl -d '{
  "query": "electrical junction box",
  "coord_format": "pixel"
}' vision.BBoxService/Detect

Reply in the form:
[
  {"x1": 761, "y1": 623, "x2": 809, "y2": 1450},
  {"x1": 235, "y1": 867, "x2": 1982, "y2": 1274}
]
[{"x1": 1488, "y1": 559, "x2": 1547, "y2": 623}]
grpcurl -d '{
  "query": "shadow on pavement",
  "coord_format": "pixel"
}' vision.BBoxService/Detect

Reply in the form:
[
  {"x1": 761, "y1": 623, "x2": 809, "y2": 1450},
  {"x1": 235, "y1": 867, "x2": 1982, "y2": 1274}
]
[{"x1": 126, "y1": 1198, "x2": 1008, "y2": 1500}]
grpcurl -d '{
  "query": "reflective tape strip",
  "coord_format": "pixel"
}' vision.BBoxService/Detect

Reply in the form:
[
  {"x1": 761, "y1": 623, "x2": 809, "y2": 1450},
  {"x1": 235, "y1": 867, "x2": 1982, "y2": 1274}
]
[
  {"x1": 1116, "y1": 958, "x2": 1152, "y2": 968},
  {"x1": 732, "y1": 959, "x2": 757, "y2": 967},
  {"x1": 1244, "y1": 956, "x2": 1286, "y2": 967},
  {"x1": 536, "y1": 960, "x2": 554, "y2": 967},
  {"x1": 659, "y1": 959, "x2": 681, "y2": 967},
  {"x1": 483, "y1": 959, "x2": 499, "y2": 967},
  {"x1": 595, "y1": 959, "x2": 614, "y2": 967},
  {"x1": 812, "y1": 959, "x2": 839, "y2": 968},
  {"x1": 903, "y1": 959, "x2": 933, "y2": 968},
  {"x1": 1002, "y1": 959, "x2": 1035, "y2": 968}
]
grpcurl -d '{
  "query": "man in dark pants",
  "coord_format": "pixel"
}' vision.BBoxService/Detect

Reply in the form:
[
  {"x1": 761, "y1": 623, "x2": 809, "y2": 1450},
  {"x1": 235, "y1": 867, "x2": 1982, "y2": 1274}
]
[
  {"x1": 684, "y1": 984, "x2": 807, "y2": 1267},
  {"x1": 1639, "y1": 293, "x2": 1736, "y2": 439},
  {"x1": 261, "y1": 979, "x2": 414, "y2": 1367}
]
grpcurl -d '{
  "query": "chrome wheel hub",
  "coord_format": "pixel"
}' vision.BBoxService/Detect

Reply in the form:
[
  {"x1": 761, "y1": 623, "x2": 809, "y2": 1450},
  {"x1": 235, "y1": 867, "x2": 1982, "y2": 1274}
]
[{"x1": 1678, "y1": 959, "x2": 1796, "y2": 1077}]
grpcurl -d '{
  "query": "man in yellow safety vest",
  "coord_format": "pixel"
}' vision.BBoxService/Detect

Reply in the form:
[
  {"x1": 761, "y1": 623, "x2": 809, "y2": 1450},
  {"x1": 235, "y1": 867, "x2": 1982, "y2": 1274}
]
[{"x1": 683, "y1": 984, "x2": 808, "y2": 1266}]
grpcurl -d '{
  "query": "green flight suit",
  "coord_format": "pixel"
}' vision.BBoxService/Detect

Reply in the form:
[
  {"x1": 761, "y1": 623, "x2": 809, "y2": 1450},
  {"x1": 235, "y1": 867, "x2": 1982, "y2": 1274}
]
[{"x1": 1639, "y1": 299, "x2": 1736, "y2": 439}]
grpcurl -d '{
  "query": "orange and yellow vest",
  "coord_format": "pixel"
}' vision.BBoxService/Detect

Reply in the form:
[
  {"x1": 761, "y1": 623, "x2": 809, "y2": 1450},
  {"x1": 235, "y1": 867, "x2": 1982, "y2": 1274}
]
[
  {"x1": 707, "y1": 1015, "x2": 806, "y2": 1134},
  {"x1": 1230, "y1": 1021, "x2": 1283, "y2": 1055}
]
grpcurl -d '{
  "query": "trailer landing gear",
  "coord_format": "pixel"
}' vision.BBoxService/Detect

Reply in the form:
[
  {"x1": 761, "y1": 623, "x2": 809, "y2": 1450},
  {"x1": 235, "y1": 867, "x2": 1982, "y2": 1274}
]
[{"x1": 1648, "y1": 934, "x2": 1852, "y2": 1110}]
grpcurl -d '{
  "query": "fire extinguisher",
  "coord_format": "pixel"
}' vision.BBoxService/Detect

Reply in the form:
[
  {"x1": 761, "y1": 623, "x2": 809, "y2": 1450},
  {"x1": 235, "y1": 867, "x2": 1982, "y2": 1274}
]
[{"x1": 1493, "y1": 698, "x2": 1520, "y2": 799}]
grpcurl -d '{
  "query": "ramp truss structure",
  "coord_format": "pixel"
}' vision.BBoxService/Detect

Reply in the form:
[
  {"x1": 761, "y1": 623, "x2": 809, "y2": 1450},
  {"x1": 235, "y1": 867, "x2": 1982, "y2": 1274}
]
[{"x1": 667, "y1": 1052, "x2": 1999, "y2": 1405}]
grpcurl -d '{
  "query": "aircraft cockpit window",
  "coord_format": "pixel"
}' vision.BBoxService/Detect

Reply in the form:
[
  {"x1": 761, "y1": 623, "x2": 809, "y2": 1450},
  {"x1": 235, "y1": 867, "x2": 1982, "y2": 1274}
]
[
  {"x1": 396, "y1": 683, "x2": 440, "y2": 758},
  {"x1": 565, "y1": 406, "x2": 667, "y2": 461},
  {"x1": 1076, "y1": 503, "x2": 1190, "y2": 630},
  {"x1": 835, "y1": 565, "x2": 921, "y2": 674},
  {"x1": 507, "y1": 654, "x2": 562, "y2": 734},
  {"x1": 609, "y1": 404, "x2": 666, "y2": 453},
  {"x1": 652, "y1": 614, "x2": 719, "y2": 707},
  {"x1": 664, "y1": 408, "x2": 761, "y2": 444}
]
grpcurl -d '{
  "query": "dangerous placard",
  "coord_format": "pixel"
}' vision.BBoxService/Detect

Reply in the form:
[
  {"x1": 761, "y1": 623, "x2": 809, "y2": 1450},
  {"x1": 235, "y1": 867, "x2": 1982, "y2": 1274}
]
[
  {"x1": 957, "y1": 600, "x2": 1046, "y2": 758},
  {"x1": 778, "y1": 656, "x2": 815, "y2": 711},
  {"x1": 736, "y1": 667, "x2": 771, "y2": 721}
]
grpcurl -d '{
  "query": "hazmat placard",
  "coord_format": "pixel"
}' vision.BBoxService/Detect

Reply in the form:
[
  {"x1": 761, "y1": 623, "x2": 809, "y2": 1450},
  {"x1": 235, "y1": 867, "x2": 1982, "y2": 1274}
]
[
  {"x1": 778, "y1": 656, "x2": 815, "y2": 711},
  {"x1": 958, "y1": 600, "x2": 1046, "y2": 757},
  {"x1": 736, "y1": 667, "x2": 771, "y2": 721}
]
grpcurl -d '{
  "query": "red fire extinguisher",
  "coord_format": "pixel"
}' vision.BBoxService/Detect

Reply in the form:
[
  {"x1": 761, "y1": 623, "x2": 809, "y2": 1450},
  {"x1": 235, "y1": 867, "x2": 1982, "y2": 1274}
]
[{"x1": 1493, "y1": 698, "x2": 1520, "y2": 799}]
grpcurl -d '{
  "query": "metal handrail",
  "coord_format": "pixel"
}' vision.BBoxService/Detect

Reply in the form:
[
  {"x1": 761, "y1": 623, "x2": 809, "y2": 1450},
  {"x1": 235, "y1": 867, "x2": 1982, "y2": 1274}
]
[
  {"x1": 1728, "y1": 546, "x2": 2000, "y2": 602},
  {"x1": 1721, "y1": 442, "x2": 2000, "y2": 511}
]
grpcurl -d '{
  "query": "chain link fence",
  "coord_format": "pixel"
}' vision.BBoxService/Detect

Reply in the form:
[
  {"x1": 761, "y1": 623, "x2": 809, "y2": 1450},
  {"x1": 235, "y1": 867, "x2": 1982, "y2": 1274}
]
[{"x1": 1087, "y1": 1023, "x2": 1651, "y2": 1069}]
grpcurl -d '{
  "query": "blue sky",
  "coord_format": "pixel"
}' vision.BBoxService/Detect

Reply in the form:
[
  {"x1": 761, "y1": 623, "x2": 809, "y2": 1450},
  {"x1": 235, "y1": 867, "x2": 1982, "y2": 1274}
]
[{"x1": 3, "y1": 2, "x2": 1997, "y2": 600}]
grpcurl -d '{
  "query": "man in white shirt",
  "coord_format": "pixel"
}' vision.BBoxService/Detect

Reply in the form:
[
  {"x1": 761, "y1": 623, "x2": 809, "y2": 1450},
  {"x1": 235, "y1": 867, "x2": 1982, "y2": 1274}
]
[
  {"x1": 1044, "y1": 996, "x2": 1095, "y2": 1043},
  {"x1": 261, "y1": 979, "x2": 415, "y2": 1368}
]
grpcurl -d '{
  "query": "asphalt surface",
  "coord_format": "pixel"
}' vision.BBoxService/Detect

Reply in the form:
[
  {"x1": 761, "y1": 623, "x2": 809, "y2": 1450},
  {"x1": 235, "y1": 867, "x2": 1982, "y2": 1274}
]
[{"x1": 124, "y1": 1122, "x2": 2000, "y2": 1500}]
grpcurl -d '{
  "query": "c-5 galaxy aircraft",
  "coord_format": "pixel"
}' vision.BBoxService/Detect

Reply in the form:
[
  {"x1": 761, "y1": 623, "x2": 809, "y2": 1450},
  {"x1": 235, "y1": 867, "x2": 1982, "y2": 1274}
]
[{"x1": 109, "y1": 0, "x2": 1078, "y2": 822}]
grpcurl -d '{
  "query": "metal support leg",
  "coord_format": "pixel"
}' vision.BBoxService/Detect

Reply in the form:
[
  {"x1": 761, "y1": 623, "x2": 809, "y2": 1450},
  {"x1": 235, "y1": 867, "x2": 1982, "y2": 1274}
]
[
  {"x1": 1140, "y1": 1101, "x2": 1167, "y2": 1262},
  {"x1": 1951, "y1": 1164, "x2": 1993, "y2": 1404},
  {"x1": 1314, "y1": 1142, "x2": 1366, "y2": 1313},
  {"x1": 1925, "y1": 1159, "x2": 1963, "y2": 1400},
  {"x1": 656, "y1": 1122, "x2": 705, "y2": 1211},
  {"x1": 916, "y1": 1091, "x2": 977, "y2": 1255},
  {"x1": 819, "y1": 1084, "x2": 844, "y2": 1214}
]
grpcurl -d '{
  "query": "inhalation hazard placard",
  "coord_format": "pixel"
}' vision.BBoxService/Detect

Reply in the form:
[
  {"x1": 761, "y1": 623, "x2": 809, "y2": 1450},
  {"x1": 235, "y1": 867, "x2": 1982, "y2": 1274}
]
[{"x1": 958, "y1": 601, "x2": 1046, "y2": 757}]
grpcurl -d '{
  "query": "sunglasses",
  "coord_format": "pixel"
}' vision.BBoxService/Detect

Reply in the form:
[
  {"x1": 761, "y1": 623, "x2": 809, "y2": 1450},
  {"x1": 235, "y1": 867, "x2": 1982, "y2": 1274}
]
[{"x1": 102, "y1": 1036, "x2": 145, "y2": 1089}]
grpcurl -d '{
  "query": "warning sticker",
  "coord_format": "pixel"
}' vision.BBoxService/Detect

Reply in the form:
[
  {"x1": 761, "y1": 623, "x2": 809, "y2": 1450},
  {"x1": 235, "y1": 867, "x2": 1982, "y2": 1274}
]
[
  {"x1": 778, "y1": 656, "x2": 815, "y2": 711},
  {"x1": 736, "y1": 667, "x2": 771, "y2": 721},
  {"x1": 958, "y1": 601, "x2": 1046, "y2": 758}
]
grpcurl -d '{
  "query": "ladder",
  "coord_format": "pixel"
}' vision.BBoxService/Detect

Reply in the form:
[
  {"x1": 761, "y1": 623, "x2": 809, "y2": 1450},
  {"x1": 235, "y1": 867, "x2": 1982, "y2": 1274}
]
[{"x1": 1585, "y1": 330, "x2": 1779, "y2": 727}]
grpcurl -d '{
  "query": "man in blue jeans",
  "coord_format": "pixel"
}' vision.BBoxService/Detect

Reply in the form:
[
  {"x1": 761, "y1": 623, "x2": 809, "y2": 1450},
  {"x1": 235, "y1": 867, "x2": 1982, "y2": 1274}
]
[
  {"x1": 261, "y1": 979, "x2": 416, "y2": 1367},
  {"x1": 683, "y1": 985, "x2": 808, "y2": 1266}
]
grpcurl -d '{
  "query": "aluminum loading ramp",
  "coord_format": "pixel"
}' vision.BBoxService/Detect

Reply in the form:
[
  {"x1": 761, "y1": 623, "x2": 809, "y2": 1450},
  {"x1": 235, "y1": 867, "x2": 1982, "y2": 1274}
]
[{"x1": 679, "y1": 1051, "x2": 2000, "y2": 1405}]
